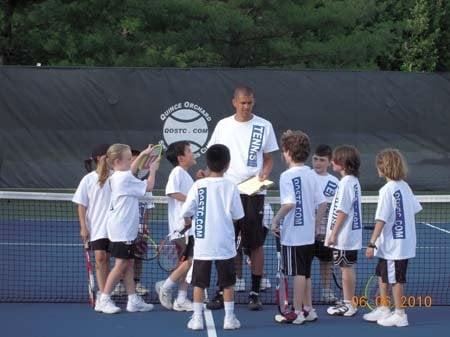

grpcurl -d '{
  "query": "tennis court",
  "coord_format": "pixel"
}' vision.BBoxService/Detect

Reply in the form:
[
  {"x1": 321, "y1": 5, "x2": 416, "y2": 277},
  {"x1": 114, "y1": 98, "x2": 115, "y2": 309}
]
[{"x1": 0, "y1": 192, "x2": 449, "y2": 336}]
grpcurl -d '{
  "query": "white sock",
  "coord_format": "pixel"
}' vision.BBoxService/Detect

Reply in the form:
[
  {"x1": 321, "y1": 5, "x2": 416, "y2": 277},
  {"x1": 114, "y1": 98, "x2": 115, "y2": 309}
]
[
  {"x1": 163, "y1": 277, "x2": 177, "y2": 290},
  {"x1": 224, "y1": 301, "x2": 234, "y2": 318},
  {"x1": 343, "y1": 300, "x2": 354, "y2": 309},
  {"x1": 303, "y1": 305, "x2": 312, "y2": 313},
  {"x1": 395, "y1": 308, "x2": 405, "y2": 315},
  {"x1": 128, "y1": 293, "x2": 138, "y2": 302},
  {"x1": 100, "y1": 293, "x2": 110, "y2": 301},
  {"x1": 177, "y1": 290, "x2": 188, "y2": 303},
  {"x1": 380, "y1": 306, "x2": 390, "y2": 311},
  {"x1": 193, "y1": 302, "x2": 203, "y2": 318}
]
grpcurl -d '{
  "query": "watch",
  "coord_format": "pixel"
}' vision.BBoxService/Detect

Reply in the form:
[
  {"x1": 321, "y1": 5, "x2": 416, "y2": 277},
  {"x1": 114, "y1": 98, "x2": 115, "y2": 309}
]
[{"x1": 367, "y1": 242, "x2": 377, "y2": 249}]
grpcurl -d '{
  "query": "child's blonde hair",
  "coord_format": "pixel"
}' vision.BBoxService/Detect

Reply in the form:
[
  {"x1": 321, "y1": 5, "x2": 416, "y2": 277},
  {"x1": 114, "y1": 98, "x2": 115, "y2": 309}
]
[
  {"x1": 97, "y1": 144, "x2": 130, "y2": 187},
  {"x1": 376, "y1": 148, "x2": 408, "y2": 181}
]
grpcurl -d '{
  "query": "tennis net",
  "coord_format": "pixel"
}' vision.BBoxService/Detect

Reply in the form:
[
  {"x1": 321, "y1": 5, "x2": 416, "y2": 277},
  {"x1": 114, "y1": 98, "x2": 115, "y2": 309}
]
[{"x1": 0, "y1": 191, "x2": 449, "y2": 305}]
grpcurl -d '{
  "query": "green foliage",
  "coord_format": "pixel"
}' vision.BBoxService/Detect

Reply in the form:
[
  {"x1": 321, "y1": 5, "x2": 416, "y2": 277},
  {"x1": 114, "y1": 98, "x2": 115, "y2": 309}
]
[{"x1": 0, "y1": 0, "x2": 448, "y2": 70}]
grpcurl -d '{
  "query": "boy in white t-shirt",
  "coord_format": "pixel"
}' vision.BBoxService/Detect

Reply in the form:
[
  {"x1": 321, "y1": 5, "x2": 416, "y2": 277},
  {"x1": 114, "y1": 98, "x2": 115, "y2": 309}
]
[
  {"x1": 312, "y1": 144, "x2": 340, "y2": 303},
  {"x1": 272, "y1": 130, "x2": 327, "y2": 324},
  {"x1": 73, "y1": 143, "x2": 111, "y2": 310},
  {"x1": 363, "y1": 149, "x2": 422, "y2": 327},
  {"x1": 325, "y1": 145, "x2": 362, "y2": 317},
  {"x1": 182, "y1": 144, "x2": 245, "y2": 331},
  {"x1": 95, "y1": 144, "x2": 158, "y2": 314},
  {"x1": 155, "y1": 141, "x2": 196, "y2": 312}
]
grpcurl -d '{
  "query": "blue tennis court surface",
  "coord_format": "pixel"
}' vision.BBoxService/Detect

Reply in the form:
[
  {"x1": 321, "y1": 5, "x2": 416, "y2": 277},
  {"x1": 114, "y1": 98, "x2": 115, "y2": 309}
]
[{"x1": 0, "y1": 303, "x2": 449, "y2": 337}]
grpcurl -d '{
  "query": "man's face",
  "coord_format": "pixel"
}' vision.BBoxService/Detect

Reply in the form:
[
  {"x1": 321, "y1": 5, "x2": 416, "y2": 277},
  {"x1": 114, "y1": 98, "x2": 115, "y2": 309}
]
[{"x1": 232, "y1": 94, "x2": 254, "y2": 119}]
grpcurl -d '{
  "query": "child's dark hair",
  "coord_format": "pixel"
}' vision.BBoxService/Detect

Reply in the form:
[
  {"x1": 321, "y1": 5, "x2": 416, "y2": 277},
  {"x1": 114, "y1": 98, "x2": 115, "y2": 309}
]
[
  {"x1": 314, "y1": 144, "x2": 333, "y2": 160},
  {"x1": 206, "y1": 144, "x2": 230, "y2": 173},
  {"x1": 280, "y1": 130, "x2": 310, "y2": 163},
  {"x1": 84, "y1": 143, "x2": 109, "y2": 173},
  {"x1": 332, "y1": 145, "x2": 360, "y2": 177},
  {"x1": 131, "y1": 149, "x2": 140, "y2": 157},
  {"x1": 166, "y1": 141, "x2": 190, "y2": 167}
]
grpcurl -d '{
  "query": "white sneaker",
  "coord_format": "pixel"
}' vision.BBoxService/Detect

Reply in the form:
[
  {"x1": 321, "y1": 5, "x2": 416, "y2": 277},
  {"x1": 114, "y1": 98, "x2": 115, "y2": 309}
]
[
  {"x1": 327, "y1": 303, "x2": 357, "y2": 317},
  {"x1": 260, "y1": 278, "x2": 271, "y2": 291},
  {"x1": 173, "y1": 298, "x2": 193, "y2": 312},
  {"x1": 377, "y1": 312, "x2": 408, "y2": 327},
  {"x1": 321, "y1": 288, "x2": 337, "y2": 303},
  {"x1": 304, "y1": 308, "x2": 318, "y2": 322},
  {"x1": 155, "y1": 281, "x2": 173, "y2": 310},
  {"x1": 111, "y1": 282, "x2": 125, "y2": 296},
  {"x1": 363, "y1": 307, "x2": 391, "y2": 322},
  {"x1": 98, "y1": 297, "x2": 121, "y2": 314},
  {"x1": 127, "y1": 295, "x2": 154, "y2": 312},
  {"x1": 235, "y1": 278, "x2": 245, "y2": 292},
  {"x1": 223, "y1": 314, "x2": 241, "y2": 330},
  {"x1": 135, "y1": 282, "x2": 149, "y2": 296},
  {"x1": 187, "y1": 315, "x2": 204, "y2": 330},
  {"x1": 292, "y1": 312, "x2": 306, "y2": 325}
]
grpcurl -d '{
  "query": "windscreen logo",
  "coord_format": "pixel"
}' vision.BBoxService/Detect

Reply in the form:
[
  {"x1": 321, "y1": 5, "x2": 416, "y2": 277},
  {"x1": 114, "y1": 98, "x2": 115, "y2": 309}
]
[{"x1": 161, "y1": 101, "x2": 212, "y2": 157}]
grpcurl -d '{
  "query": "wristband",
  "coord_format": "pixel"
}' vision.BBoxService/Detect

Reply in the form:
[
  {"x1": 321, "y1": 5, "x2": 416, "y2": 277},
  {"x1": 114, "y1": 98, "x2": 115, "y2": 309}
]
[{"x1": 367, "y1": 242, "x2": 377, "y2": 249}]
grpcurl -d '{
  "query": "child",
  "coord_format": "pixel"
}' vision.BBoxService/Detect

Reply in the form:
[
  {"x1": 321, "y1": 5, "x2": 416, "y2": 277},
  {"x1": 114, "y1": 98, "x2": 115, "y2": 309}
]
[
  {"x1": 312, "y1": 144, "x2": 340, "y2": 303},
  {"x1": 155, "y1": 141, "x2": 196, "y2": 311},
  {"x1": 73, "y1": 143, "x2": 111, "y2": 311},
  {"x1": 112, "y1": 149, "x2": 156, "y2": 296},
  {"x1": 182, "y1": 144, "x2": 244, "y2": 330},
  {"x1": 271, "y1": 130, "x2": 327, "y2": 324},
  {"x1": 95, "y1": 143, "x2": 158, "y2": 314},
  {"x1": 325, "y1": 145, "x2": 362, "y2": 317},
  {"x1": 363, "y1": 149, "x2": 422, "y2": 327}
]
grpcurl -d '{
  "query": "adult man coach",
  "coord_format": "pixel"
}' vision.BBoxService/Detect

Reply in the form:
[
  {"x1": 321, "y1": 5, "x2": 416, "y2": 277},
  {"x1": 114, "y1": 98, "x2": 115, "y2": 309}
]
[{"x1": 205, "y1": 85, "x2": 279, "y2": 310}]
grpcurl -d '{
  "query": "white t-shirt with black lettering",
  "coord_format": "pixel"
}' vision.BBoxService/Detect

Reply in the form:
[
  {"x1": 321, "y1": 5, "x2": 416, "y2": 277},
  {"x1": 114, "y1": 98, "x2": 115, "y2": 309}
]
[
  {"x1": 72, "y1": 171, "x2": 111, "y2": 242},
  {"x1": 374, "y1": 180, "x2": 422, "y2": 260},
  {"x1": 325, "y1": 175, "x2": 363, "y2": 250},
  {"x1": 314, "y1": 172, "x2": 340, "y2": 236},
  {"x1": 166, "y1": 166, "x2": 194, "y2": 237},
  {"x1": 107, "y1": 170, "x2": 147, "y2": 242},
  {"x1": 280, "y1": 166, "x2": 326, "y2": 246},
  {"x1": 207, "y1": 115, "x2": 279, "y2": 185},
  {"x1": 182, "y1": 177, "x2": 245, "y2": 260}
]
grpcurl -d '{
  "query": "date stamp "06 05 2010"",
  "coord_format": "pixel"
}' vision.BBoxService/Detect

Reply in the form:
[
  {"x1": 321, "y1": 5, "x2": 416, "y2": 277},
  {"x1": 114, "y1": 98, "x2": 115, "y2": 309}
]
[{"x1": 352, "y1": 295, "x2": 433, "y2": 308}]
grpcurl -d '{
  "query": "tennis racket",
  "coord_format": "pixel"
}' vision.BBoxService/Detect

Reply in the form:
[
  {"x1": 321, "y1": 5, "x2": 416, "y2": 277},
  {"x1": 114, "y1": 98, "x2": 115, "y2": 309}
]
[
  {"x1": 135, "y1": 144, "x2": 163, "y2": 179},
  {"x1": 157, "y1": 227, "x2": 189, "y2": 272},
  {"x1": 274, "y1": 236, "x2": 297, "y2": 323},
  {"x1": 364, "y1": 274, "x2": 393, "y2": 310},
  {"x1": 134, "y1": 226, "x2": 159, "y2": 261},
  {"x1": 83, "y1": 242, "x2": 96, "y2": 308}
]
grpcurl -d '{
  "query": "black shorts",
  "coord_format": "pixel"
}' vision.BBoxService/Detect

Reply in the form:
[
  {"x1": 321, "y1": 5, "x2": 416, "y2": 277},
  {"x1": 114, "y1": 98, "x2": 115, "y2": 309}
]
[
  {"x1": 376, "y1": 258, "x2": 408, "y2": 284},
  {"x1": 89, "y1": 238, "x2": 110, "y2": 252},
  {"x1": 191, "y1": 258, "x2": 236, "y2": 289},
  {"x1": 281, "y1": 244, "x2": 314, "y2": 278},
  {"x1": 235, "y1": 194, "x2": 265, "y2": 250},
  {"x1": 333, "y1": 249, "x2": 358, "y2": 267},
  {"x1": 174, "y1": 236, "x2": 194, "y2": 260},
  {"x1": 109, "y1": 241, "x2": 136, "y2": 260},
  {"x1": 313, "y1": 240, "x2": 333, "y2": 262}
]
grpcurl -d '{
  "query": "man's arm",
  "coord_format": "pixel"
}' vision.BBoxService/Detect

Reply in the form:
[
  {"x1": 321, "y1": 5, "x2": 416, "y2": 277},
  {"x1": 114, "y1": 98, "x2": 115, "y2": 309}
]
[{"x1": 259, "y1": 152, "x2": 274, "y2": 181}]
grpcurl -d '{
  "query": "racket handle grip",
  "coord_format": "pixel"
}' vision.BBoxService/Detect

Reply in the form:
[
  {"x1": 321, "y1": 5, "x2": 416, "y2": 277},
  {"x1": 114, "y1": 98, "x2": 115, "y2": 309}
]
[
  {"x1": 179, "y1": 226, "x2": 190, "y2": 236},
  {"x1": 275, "y1": 236, "x2": 281, "y2": 253}
]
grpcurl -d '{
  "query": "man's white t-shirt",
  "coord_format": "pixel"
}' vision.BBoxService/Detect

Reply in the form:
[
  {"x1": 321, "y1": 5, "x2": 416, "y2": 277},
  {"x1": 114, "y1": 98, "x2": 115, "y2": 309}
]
[
  {"x1": 207, "y1": 115, "x2": 279, "y2": 185},
  {"x1": 325, "y1": 175, "x2": 362, "y2": 250},
  {"x1": 107, "y1": 170, "x2": 147, "y2": 242},
  {"x1": 314, "y1": 172, "x2": 340, "y2": 236},
  {"x1": 280, "y1": 166, "x2": 326, "y2": 246},
  {"x1": 374, "y1": 180, "x2": 422, "y2": 260},
  {"x1": 166, "y1": 166, "x2": 194, "y2": 237},
  {"x1": 182, "y1": 177, "x2": 245, "y2": 260},
  {"x1": 72, "y1": 171, "x2": 111, "y2": 242}
]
